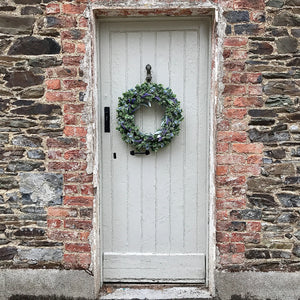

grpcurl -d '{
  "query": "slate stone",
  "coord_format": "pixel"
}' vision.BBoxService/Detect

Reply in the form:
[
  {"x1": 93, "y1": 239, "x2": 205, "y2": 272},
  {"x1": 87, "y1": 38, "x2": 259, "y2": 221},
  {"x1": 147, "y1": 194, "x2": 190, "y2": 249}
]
[
  {"x1": 14, "y1": 0, "x2": 41, "y2": 4},
  {"x1": 230, "y1": 209, "x2": 262, "y2": 220},
  {"x1": 0, "y1": 149, "x2": 25, "y2": 162},
  {"x1": 18, "y1": 86, "x2": 44, "y2": 99},
  {"x1": 0, "y1": 177, "x2": 18, "y2": 190},
  {"x1": 292, "y1": 244, "x2": 300, "y2": 258},
  {"x1": 224, "y1": 11, "x2": 250, "y2": 23},
  {"x1": 20, "y1": 241, "x2": 63, "y2": 247},
  {"x1": 269, "y1": 27, "x2": 289, "y2": 37},
  {"x1": 21, "y1": 6, "x2": 43, "y2": 15},
  {"x1": 0, "y1": 133, "x2": 9, "y2": 145},
  {"x1": 248, "y1": 128, "x2": 290, "y2": 143},
  {"x1": 0, "y1": 207, "x2": 13, "y2": 214},
  {"x1": 225, "y1": 25, "x2": 231, "y2": 35},
  {"x1": 273, "y1": 11, "x2": 300, "y2": 26},
  {"x1": 0, "y1": 119, "x2": 36, "y2": 128},
  {"x1": 291, "y1": 147, "x2": 300, "y2": 157},
  {"x1": 12, "y1": 135, "x2": 42, "y2": 147},
  {"x1": 17, "y1": 248, "x2": 63, "y2": 262},
  {"x1": 28, "y1": 57, "x2": 62, "y2": 68},
  {"x1": 20, "y1": 206, "x2": 45, "y2": 214},
  {"x1": 245, "y1": 250, "x2": 271, "y2": 259},
  {"x1": 12, "y1": 100, "x2": 35, "y2": 106},
  {"x1": 20, "y1": 173, "x2": 63, "y2": 206},
  {"x1": 277, "y1": 193, "x2": 300, "y2": 207},
  {"x1": 0, "y1": 224, "x2": 6, "y2": 233},
  {"x1": 263, "y1": 73, "x2": 291, "y2": 79},
  {"x1": 286, "y1": 0, "x2": 300, "y2": 5},
  {"x1": 250, "y1": 42, "x2": 273, "y2": 55},
  {"x1": 285, "y1": 177, "x2": 300, "y2": 184},
  {"x1": 271, "y1": 251, "x2": 291, "y2": 259},
  {"x1": 265, "y1": 95, "x2": 293, "y2": 107},
  {"x1": 248, "y1": 194, "x2": 277, "y2": 208},
  {"x1": 27, "y1": 149, "x2": 45, "y2": 160},
  {"x1": 276, "y1": 37, "x2": 298, "y2": 54},
  {"x1": 0, "y1": 6, "x2": 16, "y2": 11},
  {"x1": 287, "y1": 58, "x2": 300, "y2": 67},
  {"x1": 0, "y1": 247, "x2": 17, "y2": 260},
  {"x1": 11, "y1": 104, "x2": 61, "y2": 116},
  {"x1": 266, "y1": 0, "x2": 284, "y2": 7},
  {"x1": 0, "y1": 195, "x2": 4, "y2": 204},
  {"x1": 265, "y1": 148, "x2": 286, "y2": 159},
  {"x1": 234, "y1": 24, "x2": 260, "y2": 35},
  {"x1": 14, "y1": 228, "x2": 45, "y2": 237},
  {"x1": 264, "y1": 81, "x2": 299, "y2": 95},
  {"x1": 0, "y1": 16, "x2": 35, "y2": 35},
  {"x1": 277, "y1": 213, "x2": 298, "y2": 223},
  {"x1": 6, "y1": 161, "x2": 43, "y2": 172},
  {"x1": 249, "y1": 118, "x2": 275, "y2": 126},
  {"x1": 8, "y1": 36, "x2": 60, "y2": 55},
  {"x1": 248, "y1": 177, "x2": 282, "y2": 192},
  {"x1": 248, "y1": 109, "x2": 276, "y2": 118},
  {"x1": 291, "y1": 29, "x2": 300, "y2": 37},
  {"x1": 294, "y1": 231, "x2": 300, "y2": 240},
  {"x1": 4, "y1": 71, "x2": 44, "y2": 88}
]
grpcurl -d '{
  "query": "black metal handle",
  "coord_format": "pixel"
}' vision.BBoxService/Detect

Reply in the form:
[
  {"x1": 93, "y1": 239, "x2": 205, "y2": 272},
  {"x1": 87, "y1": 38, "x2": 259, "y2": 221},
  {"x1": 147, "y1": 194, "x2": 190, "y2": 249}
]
[
  {"x1": 130, "y1": 150, "x2": 150, "y2": 156},
  {"x1": 104, "y1": 107, "x2": 110, "y2": 132},
  {"x1": 145, "y1": 64, "x2": 152, "y2": 83}
]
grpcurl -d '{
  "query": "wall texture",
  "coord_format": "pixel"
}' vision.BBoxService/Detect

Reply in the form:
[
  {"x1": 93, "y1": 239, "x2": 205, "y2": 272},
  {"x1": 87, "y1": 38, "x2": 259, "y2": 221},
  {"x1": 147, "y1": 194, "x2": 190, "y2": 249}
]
[{"x1": 0, "y1": 0, "x2": 299, "y2": 294}]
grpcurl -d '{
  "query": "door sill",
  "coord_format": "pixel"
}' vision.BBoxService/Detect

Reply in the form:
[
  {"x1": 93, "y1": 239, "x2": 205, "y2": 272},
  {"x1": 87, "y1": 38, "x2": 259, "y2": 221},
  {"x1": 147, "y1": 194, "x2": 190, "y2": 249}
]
[{"x1": 99, "y1": 284, "x2": 212, "y2": 299}]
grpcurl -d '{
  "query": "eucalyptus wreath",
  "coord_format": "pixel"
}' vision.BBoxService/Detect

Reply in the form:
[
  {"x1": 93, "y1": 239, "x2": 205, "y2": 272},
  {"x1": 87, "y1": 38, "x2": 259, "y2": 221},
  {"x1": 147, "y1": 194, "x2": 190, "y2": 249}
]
[{"x1": 116, "y1": 82, "x2": 184, "y2": 152}]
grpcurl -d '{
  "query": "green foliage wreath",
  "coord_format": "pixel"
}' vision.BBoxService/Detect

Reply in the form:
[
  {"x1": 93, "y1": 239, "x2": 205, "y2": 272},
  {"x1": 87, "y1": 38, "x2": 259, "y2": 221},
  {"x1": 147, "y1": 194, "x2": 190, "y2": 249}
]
[{"x1": 116, "y1": 82, "x2": 184, "y2": 152}]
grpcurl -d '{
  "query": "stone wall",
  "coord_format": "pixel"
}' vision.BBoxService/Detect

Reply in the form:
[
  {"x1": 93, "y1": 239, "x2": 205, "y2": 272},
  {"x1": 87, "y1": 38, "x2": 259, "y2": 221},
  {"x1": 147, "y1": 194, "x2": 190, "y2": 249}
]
[{"x1": 0, "y1": 0, "x2": 299, "y2": 280}]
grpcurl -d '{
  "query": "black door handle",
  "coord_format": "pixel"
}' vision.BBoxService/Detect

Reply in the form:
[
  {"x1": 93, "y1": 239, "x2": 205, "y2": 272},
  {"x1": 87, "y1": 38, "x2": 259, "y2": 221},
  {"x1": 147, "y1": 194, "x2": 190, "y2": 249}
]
[{"x1": 104, "y1": 107, "x2": 110, "y2": 133}]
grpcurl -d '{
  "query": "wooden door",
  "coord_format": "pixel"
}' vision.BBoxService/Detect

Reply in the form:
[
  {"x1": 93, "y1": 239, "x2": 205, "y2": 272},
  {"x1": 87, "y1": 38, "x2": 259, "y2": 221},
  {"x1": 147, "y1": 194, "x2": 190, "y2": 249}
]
[{"x1": 98, "y1": 17, "x2": 210, "y2": 283}]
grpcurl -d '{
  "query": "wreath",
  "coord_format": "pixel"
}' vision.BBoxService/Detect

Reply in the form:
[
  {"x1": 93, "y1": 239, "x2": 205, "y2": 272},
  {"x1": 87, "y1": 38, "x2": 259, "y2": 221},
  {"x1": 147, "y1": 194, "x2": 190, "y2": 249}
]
[{"x1": 116, "y1": 82, "x2": 184, "y2": 152}]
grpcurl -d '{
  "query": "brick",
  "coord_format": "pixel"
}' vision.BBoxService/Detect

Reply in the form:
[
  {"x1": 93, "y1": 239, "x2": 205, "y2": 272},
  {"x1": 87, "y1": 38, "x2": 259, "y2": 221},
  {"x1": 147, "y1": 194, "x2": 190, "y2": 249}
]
[
  {"x1": 56, "y1": 67, "x2": 78, "y2": 77},
  {"x1": 217, "y1": 153, "x2": 246, "y2": 165},
  {"x1": 63, "y1": 3, "x2": 86, "y2": 14},
  {"x1": 64, "y1": 126, "x2": 87, "y2": 137},
  {"x1": 64, "y1": 149, "x2": 87, "y2": 160},
  {"x1": 47, "y1": 219, "x2": 63, "y2": 229},
  {"x1": 64, "y1": 196, "x2": 93, "y2": 206},
  {"x1": 248, "y1": 85, "x2": 263, "y2": 95},
  {"x1": 231, "y1": 50, "x2": 248, "y2": 60},
  {"x1": 223, "y1": 85, "x2": 247, "y2": 95},
  {"x1": 65, "y1": 185, "x2": 79, "y2": 194},
  {"x1": 64, "y1": 114, "x2": 77, "y2": 125},
  {"x1": 77, "y1": 43, "x2": 86, "y2": 53},
  {"x1": 224, "y1": 108, "x2": 247, "y2": 119},
  {"x1": 64, "y1": 104, "x2": 85, "y2": 114},
  {"x1": 48, "y1": 162, "x2": 81, "y2": 171},
  {"x1": 46, "y1": 3, "x2": 60, "y2": 14},
  {"x1": 48, "y1": 207, "x2": 78, "y2": 218},
  {"x1": 247, "y1": 154, "x2": 263, "y2": 164},
  {"x1": 234, "y1": 0, "x2": 265, "y2": 9},
  {"x1": 65, "y1": 243, "x2": 91, "y2": 253},
  {"x1": 224, "y1": 37, "x2": 248, "y2": 47},
  {"x1": 47, "y1": 137, "x2": 78, "y2": 149},
  {"x1": 46, "y1": 91, "x2": 75, "y2": 102},
  {"x1": 216, "y1": 165, "x2": 228, "y2": 176},
  {"x1": 233, "y1": 96, "x2": 263, "y2": 107},
  {"x1": 63, "y1": 80, "x2": 87, "y2": 90},
  {"x1": 48, "y1": 230, "x2": 79, "y2": 242},
  {"x1": 217, "y1": 198, "x2": 247, "y2": 210},
  {"x1": 64, "y1": 219, "x2": 92, "y2": 230},
  {"x1": 218, "y1": 243, "x2": 245, "y2": 254},
  {"x1": 216, "y1": 232, "x2": 230, "y2": 243},
  {"x1": 224, "y1": 61, "x2": 245, "y2": 72},
  {"x1": 231, "y1": 232, "x2": 260, "y2": 243},
  {"x1": 230, "y1": 165, "x2": 261, "y2": 175},
  {"x1": 81, "y1": 185, "x2": 94, "y2": 195},
  {"x1": 46, "y1": 79, "x2": 61, "y2": 90},
  {"x1": 64, "y1": 173, "x2": 93, "y2": 183},
  {"x1": 233, "y1": 143, "x2": 264, "y2": 153},
  {"x1": 63, "y1": 56, "x2": 84, "y2": 66},
  {"x1": 217, "y1": 176, "x2": 246, "y2": 186},
  {"x1": 217, "y1": 210, "x2": 229, "y2": 221},
  {"x1": 247, "y1": 221, "x2": 262, "y2": 232},
  {"x1": 217, "y1": 131, "x2": 248, "y2": 142},
  {"x1": 61, "y1": 29, "x2": 86, "y2": 40},
  {"x1": 217, "y1": 142, "x2": 229, "y2": 153},
  {"x1": 62, "y1": 42, "x2": 75, "y2": 54}
]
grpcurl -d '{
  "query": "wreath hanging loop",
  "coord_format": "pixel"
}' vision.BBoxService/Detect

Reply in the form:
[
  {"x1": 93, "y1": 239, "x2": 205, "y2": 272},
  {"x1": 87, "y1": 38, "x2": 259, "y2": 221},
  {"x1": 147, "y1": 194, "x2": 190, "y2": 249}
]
[{"x1": 116, "y1": 81, "x2": 184, "y2": 153}]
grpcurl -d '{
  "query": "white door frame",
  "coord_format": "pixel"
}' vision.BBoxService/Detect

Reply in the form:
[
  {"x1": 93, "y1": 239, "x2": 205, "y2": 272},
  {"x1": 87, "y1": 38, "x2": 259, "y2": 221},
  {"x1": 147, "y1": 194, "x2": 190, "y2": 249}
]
[{"x1": 90, "y1": 5, "x2": 219, "y2": 297}]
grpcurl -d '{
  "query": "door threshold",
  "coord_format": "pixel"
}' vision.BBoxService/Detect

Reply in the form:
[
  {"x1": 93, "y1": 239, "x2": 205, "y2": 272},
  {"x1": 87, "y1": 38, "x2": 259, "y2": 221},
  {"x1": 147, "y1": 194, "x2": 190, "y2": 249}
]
[{"x1": 99, "y1": 284, "x2": 212, "y2": 300}]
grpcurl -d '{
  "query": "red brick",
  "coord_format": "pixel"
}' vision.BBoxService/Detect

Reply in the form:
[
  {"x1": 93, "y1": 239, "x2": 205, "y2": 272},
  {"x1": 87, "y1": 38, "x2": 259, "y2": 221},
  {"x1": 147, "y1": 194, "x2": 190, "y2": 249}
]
[
  {"x1": 47, "y1": 138, "x2": 78, "y2": 149},
  {"x1": 64, "y1": 114, "x2": 77, "y2": 125},
  {"x1": 63, "y1": 80, "x2": 87, "y2": 90},
  {"x1": 64, "y1": 104, "x2": 84, "y2": 114},
  {"x1": 79, "y1": 231, "x2": 90, "y2": 242},
  {"x1": 233, "y1": 96, "x2": 263, "y2": 107},
  {"x1": 251, "y1": 11, "x2": 265, "y2": 23},
  {"x1": 217, "y1": 198, "x2": 247, "y2": 210},
  {"x1": 216, "y1": 232, "x2": 230, "y2": 243},
  {"x1": 230, "y1": 165, "x2": 260, "y2": 175},
  {"x1": 224, "y1": 108, "x2": 247, "y2": 120},
  {"x1": 64, "y1": 126, "x2": 87, "y2": 137},
  {"x1": 64, "y1": 185, "x2": 78, "y2": 194},
  {"x1": 217, "y1": 142, "x2": 229, "y2": 153},
  {"x1": 234, "y1": 0, "x2": 265, "y2": 10},
  {"x1": 64, "y1": 196, "x2": 93, "y2": 207},
  {"x1": 64, "y1": 173, "x2": 93, "y2": 183},
  {"x1": 63, "y1": 3, "x2": 86, "y2": 14},
  {"x1": 63, "y1": 56, "x2": 83, "y2": 66},
  {"x1": 232, "y1": 143, "x2": 263, "y2": 154},
  {"x1": 248, "y1": 85, "x2": 263, "y2": 95},
  {"x1": 64, "y1": 219, "x2": 92, "y2": 230},
  {"x1": 47, "y1": 207, "x2": 75, "y2": 218},
  {"x1": 247, "y1": 221, "x2": 262, "y2": 232},
  {"x1": 47, "y1": 219, "x2": 62, "y2": 229},
  {"x1": 77, "y1": 43, "x2": 86, "y2": 53},
  {"x1": 65, "y1": 243, "x2": 91, "y2": 253},
  {"x1": 63, "y1": 253, "x2": 77, "y2": 268},
  {"x1": 216, "y1": 165, "x2": 228, "y2": 176},
  {"x1": 48, "y1": 230, "x2": 79, "y2": 241},
  {"x1": 61, "y1": 30, "x2": 86, "y2": 40},
  {"x1": 48, "y1": 150, "x2": 63, "y2": 159},
  {"x1": 224, "y1": 61, "x2": 245, "y2": 72},
  {"x1": 62, "y1": 42, "x2": 75, "y2": 54},
  {"x1": 224, "y1": 37, "x2": 248, "y2": 47},
  {"x1": 223, "y1": 49, "x2": 231, "y2": 59},
  {"x1": 46, "y1": 91, "x2": 75, "y2": 102},
  {"x1": 231, "y1": 50, "x2": 248, "y2": 60},
  {"x1": 218, "y1": 243, "x2": 245, "y2": 254},
  {"x1": 217, "y1": 131, "x2": 248, "y2": 143},
  {"x1": 217, "y1": 119, "x2": 230, "y2": 131},
  {"x1": 81, "y1": 185, "x2": 94, "y2": 195},
  {"x1": 78, "y1": 16, "x2": 88, "y2": 28},
  {"x1": 217, "y1": 176, "x2": 246, "y2": 187},
  {"x1": 78, "y1": 253, "x2": 91, "y2": 268},
  {"x1": 231, "y1": 232, "x2": 260, "y2": 243},
  {"x1": 46, "y1": 3, "x2": 60, "y2": 14},
  {"x1": 216, "y1": 188, "x2": 231, "y2": 199},
  {"x1": 64, "y1": 149, "x2": 87, "y2": 160},
  {"x1": 56, "y1": 67, "x2": 78, "y2": 77},
  {"x1": 217, "y1": 153, "x2": 246, "y2": 165},
  {"x1": 219, "y1": 253, "x2": 245, "y2": 265},
  {"x1": 46, "y1": 79, "x2": 61, "y2": 90},
  {"x1": 223, "y1": 85, "x2": 247, "y2": 95},
  {"x1": 48, "y1": 162, "x2": 81, "y2": 171},
  {"x1": 247, "y1": 154, "x2": 263, "y2": 164},
  {"x1": 217, "y1": 210, "x2": 229, "y2": 221}
]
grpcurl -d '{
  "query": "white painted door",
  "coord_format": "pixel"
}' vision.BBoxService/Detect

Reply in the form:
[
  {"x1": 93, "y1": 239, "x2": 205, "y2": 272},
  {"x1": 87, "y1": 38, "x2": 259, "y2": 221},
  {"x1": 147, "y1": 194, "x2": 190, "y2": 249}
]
[{"x1": 98, "y1": 17, "x2": 210, "y2": 283}]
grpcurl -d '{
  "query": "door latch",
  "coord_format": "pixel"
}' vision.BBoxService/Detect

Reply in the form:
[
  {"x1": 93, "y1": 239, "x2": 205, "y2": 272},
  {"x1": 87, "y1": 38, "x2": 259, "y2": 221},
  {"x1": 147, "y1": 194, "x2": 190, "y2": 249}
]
[{"x1": 104, "y1": 107, "x2": 110, "y2": 133}]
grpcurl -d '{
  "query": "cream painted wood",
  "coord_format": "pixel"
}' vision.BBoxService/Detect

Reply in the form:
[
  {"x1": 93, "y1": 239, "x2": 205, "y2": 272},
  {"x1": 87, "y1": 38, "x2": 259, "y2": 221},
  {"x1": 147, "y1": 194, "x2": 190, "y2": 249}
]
[{"x1": 98, "y1": 18, "x2": 210, "y2": 283}]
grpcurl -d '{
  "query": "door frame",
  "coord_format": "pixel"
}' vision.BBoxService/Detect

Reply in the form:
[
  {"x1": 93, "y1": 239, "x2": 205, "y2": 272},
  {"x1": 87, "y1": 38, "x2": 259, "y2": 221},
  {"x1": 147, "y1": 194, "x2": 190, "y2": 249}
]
[{"x1": 90, "y1": 4, "x2": 220, "y2": 297}]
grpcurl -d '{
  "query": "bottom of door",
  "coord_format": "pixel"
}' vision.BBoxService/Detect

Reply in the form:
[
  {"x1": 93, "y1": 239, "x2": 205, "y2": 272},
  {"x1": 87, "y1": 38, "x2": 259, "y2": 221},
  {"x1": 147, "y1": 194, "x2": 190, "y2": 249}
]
[{"x1": 103, "y1": 253, "x2": 205, "y2": 283}]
